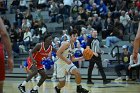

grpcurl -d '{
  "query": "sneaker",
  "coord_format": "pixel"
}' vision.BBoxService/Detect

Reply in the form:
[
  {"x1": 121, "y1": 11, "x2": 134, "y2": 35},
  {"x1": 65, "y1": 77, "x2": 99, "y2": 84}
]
[
  {"x1": 125, "y1": 76, "x2": 129, "y2": 81},
  {"x1": 55, "y1": 86, "x2": 61, "y2": 93},
  {"x1": 51, "y1": 77, "x2": 56, "y2": 82},
  {"x1": 115, "y1": 77, "x2": 122, "y2": 81},
  {"x1": 103, "y1": 80, "x2": 111, "y2": 84},
  {"x1": 36, "y1": 76, "x2": 41, "y2": 81},
  {"x1": 87, "y1": 81, "x2": 94, "y2": 84},
  {"x1": 30, "y1": 89, "x2": 38, "y2": 93},
  {"x1": 18, "y1": 84, "x2": 26, "y2": 93},
  {"x1": 77, "y1": 85, "x2": 89, "y2": 93}
]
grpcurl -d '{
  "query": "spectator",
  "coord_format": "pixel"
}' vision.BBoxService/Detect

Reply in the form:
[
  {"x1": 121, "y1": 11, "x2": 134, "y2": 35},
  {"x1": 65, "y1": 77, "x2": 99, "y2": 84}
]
[
  {"x1": 92, "y1": 14, "x2": 102, "y2": 33},
  {"x1": 136, "y1": 0, "x2": 140, "y2": 11},
  {"x1": 49, "y1": 2, "x2": 59, "y2": 22},
  {"x1": 56, "y1": 3, "x2": 65, "y2": 23},
  {"x1": 114, "y1": 45, "x2": 131, "y2": 81},
  {"x1": 116, "y1": 0, "x2": 127, "y2": 11},
  {"x1": 132, "y1": 11, "x2": 140, "y2": 35},
  {"x1": 37, "y1": 0, "x2": 46, "y2": 10},
  {"x1": 104, "y1": 18, "x2": 124, "y2": 47},
  {"x1": 63, "y1": 0, "x2": 73, "y2": 17},
  {"x1": 119, "y1": 11, "x2": 131, "y2": 34},
  {"x1": 19, "y1": 0, "x2": 28, "y2": 12},
  {"x1": 98, "y1": 0, "x2": 107, "y2": 18},
  {"x1": 15, "y1": 9, "x2": 24, "y2": 27},
  {"x1": 23, "y1": 27, "x2": 32, "y2": 51},
  {"x1": 10, "y1": 0, "x2": 19, "y2": 14},
  {"x1": 108, "y1": 0, "x2": 116, "y2": 12}
]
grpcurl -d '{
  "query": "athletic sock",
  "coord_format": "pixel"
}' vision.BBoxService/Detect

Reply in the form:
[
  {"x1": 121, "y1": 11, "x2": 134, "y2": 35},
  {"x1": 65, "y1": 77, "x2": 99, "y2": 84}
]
[
  {"x1": 33, "y1": 85, "x2": 39, "y2": 90},
  {"x1": 21, "y1": 81, "x2": 27, "y2": 86}
]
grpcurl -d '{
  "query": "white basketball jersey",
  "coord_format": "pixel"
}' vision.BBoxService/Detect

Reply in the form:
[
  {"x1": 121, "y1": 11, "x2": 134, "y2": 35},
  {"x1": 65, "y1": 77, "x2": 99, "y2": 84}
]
[{"x1": 56, "y1": 42, "x2": 75, "y2": 64}]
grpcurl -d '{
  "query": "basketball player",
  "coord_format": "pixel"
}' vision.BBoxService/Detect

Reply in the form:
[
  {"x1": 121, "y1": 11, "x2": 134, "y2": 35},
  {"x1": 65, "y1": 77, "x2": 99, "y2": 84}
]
[
  {"x1": 0, "y1": 17, "x2": 14, "y2": 93},
  {"x1": 18, "y1": 34, "x2": 54, "y2": 93},
  {"x1": 133, "y1": 22, "x2": 140, "y2": 63},
  {"x1": 55, "y1": 29, "x2": 89, "y2": 93}
]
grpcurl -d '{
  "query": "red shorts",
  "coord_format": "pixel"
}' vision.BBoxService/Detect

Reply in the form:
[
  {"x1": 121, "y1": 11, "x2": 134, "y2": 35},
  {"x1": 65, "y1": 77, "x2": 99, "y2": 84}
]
[
  {"x1": 0, "y1": 44, "x2": 5, "y2": 81},
  {"x1": 27, "y1": 57, "x2": 44, "y2": 70}
]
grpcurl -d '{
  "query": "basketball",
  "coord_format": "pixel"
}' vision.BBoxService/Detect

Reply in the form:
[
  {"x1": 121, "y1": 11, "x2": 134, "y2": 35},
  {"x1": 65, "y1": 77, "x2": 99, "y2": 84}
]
[{"x1": 83, "y1": 48, "x2": 94, "y2": 60}]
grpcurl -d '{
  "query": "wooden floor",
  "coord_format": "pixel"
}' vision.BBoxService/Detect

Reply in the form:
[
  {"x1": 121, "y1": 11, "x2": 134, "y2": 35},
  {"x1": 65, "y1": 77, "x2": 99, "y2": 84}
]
[{"x1": 3, "y1": 79, "x2": 140, "y2": 93}]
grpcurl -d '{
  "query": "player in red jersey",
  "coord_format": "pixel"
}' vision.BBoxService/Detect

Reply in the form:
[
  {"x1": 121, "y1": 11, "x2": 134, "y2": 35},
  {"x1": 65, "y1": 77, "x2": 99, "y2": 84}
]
[
  {"x1": 0, "y1": 17, "x2": 14, "y2": 93},
  {"x1": 133, "y1": 23, "x2": 140, "y2": 63},
  {"x1": 18, "y1": 33, "x2": 53, "y2": 93}
]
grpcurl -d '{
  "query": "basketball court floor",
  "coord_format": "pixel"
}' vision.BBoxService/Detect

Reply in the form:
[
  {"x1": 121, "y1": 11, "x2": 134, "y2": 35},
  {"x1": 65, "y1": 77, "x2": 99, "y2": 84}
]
[{"x1": 3, "y1": 79, "x2": 140, "y2": 93}]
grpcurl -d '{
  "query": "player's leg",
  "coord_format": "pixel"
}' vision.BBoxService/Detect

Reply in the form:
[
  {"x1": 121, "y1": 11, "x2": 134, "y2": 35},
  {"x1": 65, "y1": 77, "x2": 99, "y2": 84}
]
[
  {"x1": 30, "y1": 69, "x2": 48, "y2": 93},
  {"x1": 68, "y1": 63, "x2": 89, "y2": 93},
  {"x1": 0, "y1": 81, "x2": 4, "y2": 93},
  {"x1": 0, "y1": 46, "x2": 5, "y2": 93},
  {"x1": 54, "y1": 63, "x2": 66, "y2": 93},
  {"x1": 18, "y1": 65, "x2": 38, "y2": 93}
]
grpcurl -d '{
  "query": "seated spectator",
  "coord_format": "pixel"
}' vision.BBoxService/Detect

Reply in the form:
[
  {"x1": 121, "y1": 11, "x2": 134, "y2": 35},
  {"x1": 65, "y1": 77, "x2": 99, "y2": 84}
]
[
  {"x1": 92, "y1": 14, "x2": 102, "y2": 33},
  {"x1": 21, "y1": 19, "x2": 31, "y2": 31},
  {"x1": 0, "y1": 0, "x2": 7, "y2": 14},
  {"x1": 10, "y1": 0, "x2": 19, "y2": 14},
  {"x1": 90, "y1": 3, "x2": 100, "y2": 17},
  {"x1": 98, "y1": 0, "x2": 108, "y2": 18},
  {"x1": 119, "y1": 11, "x2": 131, "y2": 34},
  {"x1": 61, "y1": 30, "x2": 70, "y2": 41},
  {"x1": 37, "y1": 0, "x2": 46, "y2": 10},
  {"x1": 49, "y1": 2, "x2": 59, "y2": 22},
  {"x1": 108, "y1": 0, "x2": 116, "y2": 12},
  {"x1": 15, "y1": 9, "x2": 24, "y2": 28},
  {"x1": 102, "y1": 17, "x2": 114, "y2": 39},
  {"x1": 23, "y1": 27, "x2": 32, "y2": 51},
  {"x1": 74, "y1": 42, "x2": 84, "y2": 68},
  {"x1": 132, "y1": 11, "x2": 140, "y2": 35},
  {"x1": 128, "y1": 53, "x2": 140, "y2": 80},
  {"x1": 19, "y1": 0, "x2": 28, "y2": 12},
  {"x1": 104, "y1": 18, "x2": 124, "y2": 47},
  {"x1": 114, "y1": 45, "x2": 131, "y2": 81},
  {"x1": 56, "y1": 3, "x2": 65, "y2": 23},
  {"x1": 116, "y1": 0, "x2": 127, "y2": 11},
  {"x1": 136, "y1": 0, "x2": 140, "y2": 11}
]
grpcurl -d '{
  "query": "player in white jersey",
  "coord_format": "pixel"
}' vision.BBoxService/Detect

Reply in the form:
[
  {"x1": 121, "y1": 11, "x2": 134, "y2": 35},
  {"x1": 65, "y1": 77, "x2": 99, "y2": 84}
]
[{"x1": 55, "y1": 29, "x2": 89, "y2": 93}]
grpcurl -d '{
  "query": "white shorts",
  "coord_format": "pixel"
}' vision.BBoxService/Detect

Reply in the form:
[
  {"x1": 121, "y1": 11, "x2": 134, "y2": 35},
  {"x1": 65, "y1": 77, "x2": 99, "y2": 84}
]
[{"x1": 56, "y1": 62, "x2": 77, "y2": 80}]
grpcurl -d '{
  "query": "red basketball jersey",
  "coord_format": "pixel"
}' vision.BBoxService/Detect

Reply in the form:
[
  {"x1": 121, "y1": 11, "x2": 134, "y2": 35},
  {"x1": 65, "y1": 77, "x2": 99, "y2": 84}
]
[
  {"x1": 27, "y1": 42, "x2": 52, "y2": 69},
  {"x1": 33, "y1": 42, "x2": 52, "y2": 62}
]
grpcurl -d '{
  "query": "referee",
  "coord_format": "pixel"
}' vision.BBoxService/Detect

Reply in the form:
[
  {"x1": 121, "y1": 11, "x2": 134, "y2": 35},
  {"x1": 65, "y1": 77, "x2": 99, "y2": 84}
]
[{"x1": 86, "y1": 29, "x2": 110, "y2": 84}]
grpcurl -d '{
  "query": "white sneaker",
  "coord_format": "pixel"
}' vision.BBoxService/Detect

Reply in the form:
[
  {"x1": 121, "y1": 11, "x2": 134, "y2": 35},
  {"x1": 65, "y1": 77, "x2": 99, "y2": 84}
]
[
  {"x1": 126, "y1": 76, "x2": 129, "y2": 81},
  {"x1": 36, "y1": 76, "x2": 41, "y2": 81},
  {"x1": 115, "y1": 77, "x2": 122, "y2": 81},
  {"x1": 51, "y1": 77, "x2": 56, "y2": 82}
]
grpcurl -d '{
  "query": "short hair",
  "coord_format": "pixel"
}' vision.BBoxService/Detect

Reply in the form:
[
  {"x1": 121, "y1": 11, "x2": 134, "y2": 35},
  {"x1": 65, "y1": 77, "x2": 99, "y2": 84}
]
[
  {"x1": 43, "y1": 33, "x2": 52, "y2": 41},
  {"x1": 68, "y1": 29, "x2": 78, "y2": 36}
]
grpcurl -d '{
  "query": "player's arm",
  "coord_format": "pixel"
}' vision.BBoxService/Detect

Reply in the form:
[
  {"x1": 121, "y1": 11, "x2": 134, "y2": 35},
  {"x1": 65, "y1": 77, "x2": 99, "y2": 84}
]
[
  {"x1": 0, "y1": 18, "x2": 13, "y2": 72},
  {"x1": 56, "y1": 42, "x2": 72, "y2": 64},
  {"x1": 133, "y1": 22, "x2": 140, "y2": 62},
  {"x1": 29, "y1": 43, "x2": 41, "y2": 64},
  {"x1": 71, "y1": 56, "x2": 84, "y2": 62}
]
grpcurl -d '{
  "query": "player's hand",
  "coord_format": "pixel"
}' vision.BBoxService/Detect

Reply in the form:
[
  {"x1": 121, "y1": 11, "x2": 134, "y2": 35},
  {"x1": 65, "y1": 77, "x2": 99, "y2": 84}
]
[
  {"x1": 7, "y1": 57, "x2": 14, "y2": 73},
  {"x1": 79, "y1": 57, "x2": 85, "y2": 62},
  {"x1": 128, "y1": 65, "x2": 131, "y2": 70},
  {"x1": 94, "y1": 52, "x2": 98, "y2": 57},
  {"x1": 133, "y1": 54, "x2": 138, "y2": 64}
]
